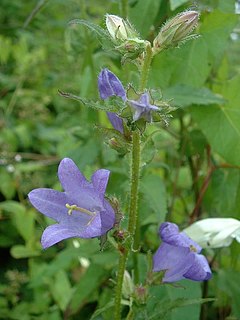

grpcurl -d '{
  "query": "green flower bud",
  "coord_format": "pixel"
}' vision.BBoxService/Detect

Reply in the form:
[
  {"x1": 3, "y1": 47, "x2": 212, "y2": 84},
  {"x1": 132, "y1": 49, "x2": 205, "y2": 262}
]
[
  {"x1": 106, "y1": 14, "x2": 138, "y2": 42},
  {"x1": 122, "y1": 271, "x2": 134, "y2": 298},
  {"x1": 153, "y1": 10, "x2": 199, "y2": 54},
  {"x1": 105, "y1": 14, "x2": 146, "y2": 61}
]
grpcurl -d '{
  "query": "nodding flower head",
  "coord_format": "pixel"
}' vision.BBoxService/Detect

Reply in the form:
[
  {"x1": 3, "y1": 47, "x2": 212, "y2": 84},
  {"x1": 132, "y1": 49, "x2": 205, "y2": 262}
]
[{"x1": 153, "y1": 222, "x2": 212, "y2": 282}]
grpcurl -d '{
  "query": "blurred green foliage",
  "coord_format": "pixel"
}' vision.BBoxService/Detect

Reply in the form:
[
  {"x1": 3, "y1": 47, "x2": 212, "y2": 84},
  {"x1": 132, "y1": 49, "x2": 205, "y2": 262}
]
[{"x1": 0, "y1": 0, "x2": 240, "y2": 319}]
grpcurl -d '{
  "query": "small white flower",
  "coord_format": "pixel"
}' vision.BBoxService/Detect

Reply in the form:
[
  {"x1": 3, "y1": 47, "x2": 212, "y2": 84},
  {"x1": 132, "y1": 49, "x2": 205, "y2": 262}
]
[{"x1": 183, "y1": 218, "x2": 240, "y2": 248}]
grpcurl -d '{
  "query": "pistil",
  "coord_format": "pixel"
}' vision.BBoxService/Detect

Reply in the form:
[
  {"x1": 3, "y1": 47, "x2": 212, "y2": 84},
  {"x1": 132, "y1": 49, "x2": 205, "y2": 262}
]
[{"x1": 65, "y1": 203, "x2": 96, "y2": 216}]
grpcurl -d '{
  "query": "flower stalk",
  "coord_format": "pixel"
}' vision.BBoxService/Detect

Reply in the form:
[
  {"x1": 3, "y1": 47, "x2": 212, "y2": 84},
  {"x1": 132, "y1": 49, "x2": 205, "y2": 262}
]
[{"x1": 114, "y1": 44, "x2": 152, "y2": 319}]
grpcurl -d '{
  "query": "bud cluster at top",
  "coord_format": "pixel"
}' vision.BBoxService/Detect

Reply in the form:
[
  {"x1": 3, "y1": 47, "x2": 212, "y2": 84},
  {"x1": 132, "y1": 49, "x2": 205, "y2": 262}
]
[{"x1": 105, "y1": 10, "x2": 199, "y2": 61}]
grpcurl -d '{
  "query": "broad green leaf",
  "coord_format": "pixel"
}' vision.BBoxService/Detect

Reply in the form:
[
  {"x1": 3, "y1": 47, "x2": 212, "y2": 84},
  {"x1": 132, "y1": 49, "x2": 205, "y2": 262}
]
[
  {"x1": 68, "y1": 264, "x2": 106, "y2": 315},
  {"x1": 218, "y1": 0, "x2": 236, "y2": 13},
  {"x1": 149, "y1": 298, "x2": 214, "y2": 320},
  {"x1": 170, "y1": 0, "x2": 189, "y2": 10},
  {"x1": 150, "y1": 38, "x2": 210, "y2": 89},
  {"x1": 200, "y1": 10, "x2": 238, "y2": 63},
  {"x1": 148, "y1": 281, "x2": 212, "y2": 320},
  {"x1": 141, "y1": 136, "x2": 157, "y2": 165},
  {"x1": 129, "y1": 0, "x2": 162, "y2": 37},
  {"x1": 163, "y1": 85, "x2": 225, "y2": 107},
  {"x1": 217, "y1": 270, "x2": 240, "y2": 317},
  {"x1": 206, "y1": 169, "x2": 240, "y2": 217},
  {"x1": 190, "y1": 75, "x2": 240, "y2": 165},
  {"x1": 50, "y1": 270, "x2": 72, "y2": 312},
  {"x1": 2, "y1": 201, "x2": 36, "y2": 242},
  {"x1": 140, "y1": 174, "x2": 167, "y2": 222}
]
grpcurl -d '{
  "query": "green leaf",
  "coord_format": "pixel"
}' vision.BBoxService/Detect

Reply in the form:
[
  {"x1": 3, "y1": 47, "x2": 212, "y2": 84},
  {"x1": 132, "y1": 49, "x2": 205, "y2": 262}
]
[
  {"x1": 0, "y1": 201, "x2": 36, "y2": 242},
  {"x1": 200, "y1": 10, "x2": 238, "y2": 63},
  {"x1": 68, "y1": 19, "x2": 113, "y2": 49},
  {"x1": 217, "y1": 270, "x2": 240, "y2": 317},
  {"x1": 58, "y1": 90, "x2": 125, "y2": 113},
  {"x1": 50, "y1": 270, "x2": 72, "y2": 312},
  {"x1": 149, "y1": 298, "x2": 215, "y2": 320},
  {"x1": 207, "y1": 169, "x2": 240, "y2": 217},
  {"x1": 190, "y1": 75, "x2": 240, "y2": 165},
  {"x1": 169, "y1": 0, "x2": 189, "y2": 10},
  {"x1": 0, "y1": 168, "x2": 16, "y2": 199},
  {"x1": 140, "y1": 174, "x2": 167, "y2": 222},
  {"x1": 10, "y1": 245, "x2": 40, "y2": 259},
  {"x1": 129, "y1": 0, "x2": 162, "y2": 37},
  {"x1": 164, "y1": 85, "x2": 225, "y2": 107},
  {"x1": 148, "y1": 281, "x2": 213, "y2": 320},
  {"x1": 141, "y1": 137, "x2": 157, "y2": 165},
  {"x1": 68, "y1": 264, "x2": 106, "y2": 315},
  {"x1": 150, "y1": 38, "x2": 210, "y2": 89}
]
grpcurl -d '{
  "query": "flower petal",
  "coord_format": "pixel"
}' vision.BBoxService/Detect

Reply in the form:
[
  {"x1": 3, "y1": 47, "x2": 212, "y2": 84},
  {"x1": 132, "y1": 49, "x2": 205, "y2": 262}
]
[
  {"x1": 91, "y1": 169, "x2": 110, "y2": 196},
  {"x1": 139, "y1": 92, "x2": 150, "y2": 105},
  {"x1": 160, "y1": 222, "x2": 202, "y2": 253},
  {"x1": 98, "y1": 69, "x2": 126, "y2": 101},
  {"x1": 57, "y1": 158, "x2": 102, "y2": 210},
  {"x1": 184, "y1": 218, "x2": 240, "y2": 248},
  {"x1": 101, "y1": 199, "x2": 116, "y2": 231},
  {"x1": 153, "y1": 243, "x2": 194, "y2": 282},
  {"x1": 41, "y1": 224, "x2": 82, "y2": 249},
  {"x1": 79, "y1": 200, "x2": 115, "y2": 238},
  {"x1": 107, "y1": 112, "x2": 124, "y2": 133},
  {"x1": 58, "y1": 158, "x2": 89, "y2": 192},
  {"x1": 184, "y1": 254, "x2": 212, "y2": 281},
  {"x1": 28, "y1": 188, "x2": 68, "y2": 222}
]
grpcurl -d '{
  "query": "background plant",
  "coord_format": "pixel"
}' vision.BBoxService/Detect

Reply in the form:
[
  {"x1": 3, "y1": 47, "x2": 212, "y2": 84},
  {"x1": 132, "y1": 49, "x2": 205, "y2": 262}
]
[{"x1": 0, "y1": 0, "x2": 240, "y2": 319}]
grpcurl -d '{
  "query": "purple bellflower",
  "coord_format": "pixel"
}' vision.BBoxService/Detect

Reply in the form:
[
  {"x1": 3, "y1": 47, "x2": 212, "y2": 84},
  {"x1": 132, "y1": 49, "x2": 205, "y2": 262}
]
[
  {"x1": 128, "y1": 92, "x2": 159, "y2": 122},
  {"x1": 153, "y1": 222, "x2": 212, "y2": 283},
  {"x1": 28, "y1": 158, "x2": 115, "y2": 249},
  {"x1": 98, "y1": 68, "x2": 160, "y2": 131},
  {"x1": 98, "y1": 68, "x2": 126, "y2": 133}
]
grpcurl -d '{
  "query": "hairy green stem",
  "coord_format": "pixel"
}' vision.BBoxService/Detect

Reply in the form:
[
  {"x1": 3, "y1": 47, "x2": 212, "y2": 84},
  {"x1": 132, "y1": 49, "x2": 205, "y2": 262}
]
[
  {"x1": 132, "y1": 43, "x2": 153, "y2": 282},
  {"x1": 114, "y1": 131, "x2": 141, "y2": 319},
  {"x1": 114, "y1": 252, "x2": 128, "y2": 319},
  {"x1": 139, "y1": 43, "x2": 153, "y2": 91},
  {"x1": 114, "y1": 42, "x2": 152, "y2": 319}
]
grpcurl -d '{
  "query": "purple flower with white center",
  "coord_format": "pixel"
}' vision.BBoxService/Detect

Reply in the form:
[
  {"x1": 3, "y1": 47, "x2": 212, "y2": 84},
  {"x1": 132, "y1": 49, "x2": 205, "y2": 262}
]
[
  {"x1": 153, "y1": 222, "x2": 212, "y2": 283},
  {"x1": 98, "y1": 68, "x2": 126, "y2": 133},
  {"x1": 28, "y1": 158, "x2": 115, "y2": 249},
  {"x1": 128, "y1": 92, "x2": 159, "y2": 122}
]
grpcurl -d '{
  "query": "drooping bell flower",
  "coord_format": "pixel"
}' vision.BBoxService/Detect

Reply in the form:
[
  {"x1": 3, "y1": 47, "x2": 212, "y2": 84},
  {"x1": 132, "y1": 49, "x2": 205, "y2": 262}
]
[
  {"x1": 153, "y1": 222, "x2": 212, "y2": 282},
  {"x1": 98, "y1": 68, "x2": 126, "y2": 133},
  {"x1": 28, "y1": 158, "x2": 115, "y2": 249},
  {"x1": 98, "y1": 68, "x2": 161, "y2": 131}
]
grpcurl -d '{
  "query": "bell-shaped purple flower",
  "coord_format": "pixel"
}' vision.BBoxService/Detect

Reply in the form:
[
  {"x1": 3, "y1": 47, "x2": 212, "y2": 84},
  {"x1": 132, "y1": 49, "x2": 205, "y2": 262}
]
[
  {"x1": 28, "y1": 158, "x2": 115, "y2": 249},
  {"x1": 98, "y1": 68, "x2": 126, "y2": 133},
  {"x1": 153, "y1": 222, "x2": 212, "y2": 282},
  {"x1": 128, "y1": 92, "x2": 159, "y2": 122}
]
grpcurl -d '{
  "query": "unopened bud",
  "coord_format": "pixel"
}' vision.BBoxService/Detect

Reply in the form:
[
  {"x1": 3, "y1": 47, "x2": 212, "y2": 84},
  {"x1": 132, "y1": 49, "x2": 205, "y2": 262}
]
[
  {"x1": 108, "y1": 137, "x2": 129, "y2": 155},
  {"x1": 122, "y1": 271, "x2": 134, "y2": 298},
  {"x1": 106, "y1": 14, "x2": 138, "y2": 42},
  {"x1": 153, "y1": 10, "x2": 199, "y2": 54},
  {"x1": 134, "y1": 285, "x2": 148, "y2": 305},
  {"x1": 105, "y1": 14, "x2": 146, "y2": 60}
]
